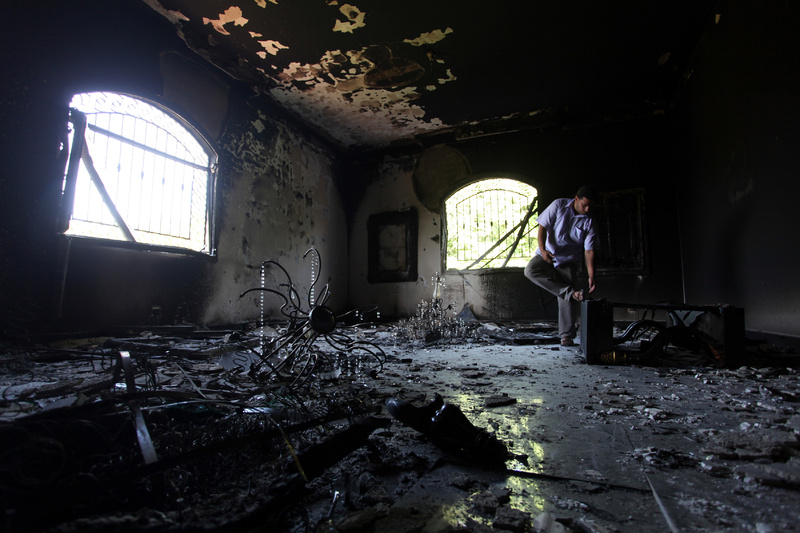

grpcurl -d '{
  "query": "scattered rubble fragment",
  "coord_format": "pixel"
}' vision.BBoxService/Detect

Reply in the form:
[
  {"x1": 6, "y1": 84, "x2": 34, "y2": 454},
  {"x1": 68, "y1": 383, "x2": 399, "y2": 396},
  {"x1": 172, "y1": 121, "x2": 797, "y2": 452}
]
[{"x1": 0, "y1": 320, "x2": 799, "y2": 532}]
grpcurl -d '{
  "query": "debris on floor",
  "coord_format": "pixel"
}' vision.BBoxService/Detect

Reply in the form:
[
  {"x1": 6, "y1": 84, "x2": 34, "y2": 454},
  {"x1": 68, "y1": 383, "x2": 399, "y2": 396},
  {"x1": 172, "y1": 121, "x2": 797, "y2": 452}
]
[{"x1": 0, "y1": 319, "x2": 799, "y2": 532}]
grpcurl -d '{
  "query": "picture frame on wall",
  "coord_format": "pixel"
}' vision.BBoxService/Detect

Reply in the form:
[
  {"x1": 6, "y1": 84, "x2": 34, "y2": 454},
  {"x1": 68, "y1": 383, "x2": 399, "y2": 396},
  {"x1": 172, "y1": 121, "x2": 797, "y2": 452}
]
[{"x1": 368, "y1": 208, "x2": 418, "y2": 283}]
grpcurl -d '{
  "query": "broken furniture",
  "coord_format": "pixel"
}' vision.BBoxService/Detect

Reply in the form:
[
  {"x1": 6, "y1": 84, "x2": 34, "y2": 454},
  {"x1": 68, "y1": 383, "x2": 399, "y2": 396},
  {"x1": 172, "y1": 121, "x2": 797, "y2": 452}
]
[{"x1": 580, "y1": 299, "x2": 745, "y2": 366}]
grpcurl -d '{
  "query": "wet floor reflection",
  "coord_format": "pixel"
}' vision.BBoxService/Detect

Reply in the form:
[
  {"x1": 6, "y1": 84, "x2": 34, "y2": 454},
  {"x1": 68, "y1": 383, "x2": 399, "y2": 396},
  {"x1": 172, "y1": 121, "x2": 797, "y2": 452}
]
[{"x1": 428, "y1": 387, "x2": 551, "y2": 520}]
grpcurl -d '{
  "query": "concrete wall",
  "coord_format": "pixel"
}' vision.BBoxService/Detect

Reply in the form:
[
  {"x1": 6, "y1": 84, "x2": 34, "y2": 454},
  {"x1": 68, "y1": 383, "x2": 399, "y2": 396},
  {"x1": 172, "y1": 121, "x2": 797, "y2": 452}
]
[
  {"x1": 672, "y1": 3, "x2": 800, "y2": 338},
  {"x1": 0, "y1": 0, "x2": 347, "y2": 336},
  {"x1": 348, "y1": 155, "x2": 442, "y2": 318},
  {"x1": 5, "y1": 0, "x2": 796, "y2": 341},
  {"x1": 349, "y1": 118, "x2": 686, "y2": 321},
  {"x1": 203, "y1": 99, "x2": 347, "y2": 325}
]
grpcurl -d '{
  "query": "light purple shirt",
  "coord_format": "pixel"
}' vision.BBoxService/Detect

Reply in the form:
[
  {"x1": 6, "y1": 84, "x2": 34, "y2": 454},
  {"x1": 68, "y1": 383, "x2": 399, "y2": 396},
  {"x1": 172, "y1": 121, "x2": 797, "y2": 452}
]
[{"x1": 535, "y1": 198, "x2": 597, "y2": 267}]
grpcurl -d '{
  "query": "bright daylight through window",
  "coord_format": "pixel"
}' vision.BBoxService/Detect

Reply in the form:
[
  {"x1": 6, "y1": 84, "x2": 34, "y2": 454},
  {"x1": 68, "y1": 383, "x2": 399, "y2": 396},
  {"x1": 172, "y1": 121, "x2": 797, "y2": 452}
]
[
  {"x1": 445, "y1": 178, "x2": 538, "y2": 270},
  {"x1": 60, "y1": 92, "x2": 215, "y2": 253}
]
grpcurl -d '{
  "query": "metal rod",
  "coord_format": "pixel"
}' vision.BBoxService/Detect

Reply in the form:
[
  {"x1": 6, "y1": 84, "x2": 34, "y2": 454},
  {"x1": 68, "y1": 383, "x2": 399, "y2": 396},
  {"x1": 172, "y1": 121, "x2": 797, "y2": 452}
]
[
  {"x1": 504, "y1": 468, "x2": 649, "y2": 493},
  {"x1": 466, "y1": 215, "x2": 528, "y2": 269},
  {"x1": 119, "y1": 351, "x2": 159, "y2": 465},
  {"x1": 607, "y1": 301, "x2": 730, "y2": 312},
  {"x1": 58, "y1": 109, "x2": 87, "y2": 233},
  {"x1": 81, "y1": 142, "x2": 137, "y2": 242},
  {"x1": 502, "y1": 199, "x2": 537, "y2": 268},
  {"x1": 87, "y1": 122, "x2": 210, "y2": 171}
]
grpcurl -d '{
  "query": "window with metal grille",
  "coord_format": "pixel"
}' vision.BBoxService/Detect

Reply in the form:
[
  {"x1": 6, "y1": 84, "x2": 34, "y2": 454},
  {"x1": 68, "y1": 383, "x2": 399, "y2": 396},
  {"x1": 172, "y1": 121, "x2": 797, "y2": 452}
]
[
  {"x1": 58, "y1": 92, "x2": 216, "y2": 254},
  {"x1": 444, "y1": 178, "x2": 538, "y2": 270}
]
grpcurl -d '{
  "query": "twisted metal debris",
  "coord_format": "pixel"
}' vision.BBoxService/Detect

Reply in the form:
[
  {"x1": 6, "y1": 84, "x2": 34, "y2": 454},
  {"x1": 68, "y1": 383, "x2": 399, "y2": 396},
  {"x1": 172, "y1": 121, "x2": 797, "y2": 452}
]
[
  {"x1": 395, "y1": 272, "x2": 476, "y2": 343},
  {"x1": 240, "y1": 247, "x2": 385, "y2": 387}
]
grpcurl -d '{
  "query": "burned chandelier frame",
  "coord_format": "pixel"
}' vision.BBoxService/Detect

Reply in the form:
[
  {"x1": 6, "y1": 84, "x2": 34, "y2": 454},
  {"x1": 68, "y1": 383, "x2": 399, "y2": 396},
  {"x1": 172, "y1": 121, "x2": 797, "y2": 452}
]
[{"x1": 240, "y1": 248, "x2": 385, "y2": 387}]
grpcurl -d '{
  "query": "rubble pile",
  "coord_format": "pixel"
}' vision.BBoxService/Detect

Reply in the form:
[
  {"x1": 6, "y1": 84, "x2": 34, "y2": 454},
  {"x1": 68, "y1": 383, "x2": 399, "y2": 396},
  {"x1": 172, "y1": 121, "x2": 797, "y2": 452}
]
[{"x1": 0, "y1": 321, "x2": 799, "y2": 532}]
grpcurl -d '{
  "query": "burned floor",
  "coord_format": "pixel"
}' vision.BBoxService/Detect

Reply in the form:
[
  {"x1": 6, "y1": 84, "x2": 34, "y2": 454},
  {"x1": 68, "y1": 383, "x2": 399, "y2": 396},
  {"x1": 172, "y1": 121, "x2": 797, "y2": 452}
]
[{"x1": 2, "y1": 316, "x2": 800, "y2": 533}]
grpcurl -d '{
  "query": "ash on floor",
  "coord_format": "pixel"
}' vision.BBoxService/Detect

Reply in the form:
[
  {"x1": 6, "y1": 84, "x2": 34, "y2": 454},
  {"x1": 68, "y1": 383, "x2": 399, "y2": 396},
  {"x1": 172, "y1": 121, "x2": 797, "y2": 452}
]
[{"x1": 1, "y1": 321, "x2": 798, "y2": 533}]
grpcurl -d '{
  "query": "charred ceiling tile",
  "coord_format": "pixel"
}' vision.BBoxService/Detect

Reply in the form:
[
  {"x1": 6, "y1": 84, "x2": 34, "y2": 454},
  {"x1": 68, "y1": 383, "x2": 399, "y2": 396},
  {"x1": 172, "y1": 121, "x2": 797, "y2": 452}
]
[
  {"x1": 257, "y1": 39, "x2": 289, "y2": 57},
  {"x1": 203, "y1": 6, "x2": 249, "y2": 35},
  {"x1": 145, "y1": 0, "x2": 715, "y2": 150},
  {"x1": 362, "y1": 46, "x2": 424, "y2": 89},
  {"x1": 333, "y1": 4, "x2": 366, "y2": 33},
  {"x1": 278, "y1": 61, "x2": 328, "y2": 84},
  {"x1": 403, "y1": 27, "x2": 454, "y2": 46},
  {"x1": 247, "y1": 31, "x2": 289, "y2": 58},
  {"x1": 270, "y1": 84, "x2": 446, "y2": 147},
  {"x1": 141, "y1": 0, "x2": 189, "y2": 24},
  {"x1": 147, "y1": 1, "x2": 458, "y2": 147},
  {"x1": 438, "y1": 69, "x2": 457, "y2": 85},
  {"x1": 275, "y1": 46, "x2": 423, "y2": 91},
  {"x1": 363, "y1": 58, "x2": 424, "y2": 88},
  {"x1": 265, "y1": 38, "x2": 452, "y2": 145}
]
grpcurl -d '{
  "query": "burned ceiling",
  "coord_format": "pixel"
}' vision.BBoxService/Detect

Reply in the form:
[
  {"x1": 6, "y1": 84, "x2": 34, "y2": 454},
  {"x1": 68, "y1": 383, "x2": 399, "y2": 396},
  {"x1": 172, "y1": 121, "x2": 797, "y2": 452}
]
[{"x1": 143, "y1": 0, "x2": 715, "y2": 150}]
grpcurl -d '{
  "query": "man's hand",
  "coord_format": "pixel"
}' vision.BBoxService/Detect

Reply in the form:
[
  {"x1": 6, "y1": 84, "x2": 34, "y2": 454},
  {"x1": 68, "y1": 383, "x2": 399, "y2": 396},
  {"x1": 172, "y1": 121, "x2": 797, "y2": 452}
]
[
  {"x1": 585, "y1": 249, "x2": 596, "y2": 293},
  {"x1": 538, "y1": 225, "x2": 552, "y2": 263}
]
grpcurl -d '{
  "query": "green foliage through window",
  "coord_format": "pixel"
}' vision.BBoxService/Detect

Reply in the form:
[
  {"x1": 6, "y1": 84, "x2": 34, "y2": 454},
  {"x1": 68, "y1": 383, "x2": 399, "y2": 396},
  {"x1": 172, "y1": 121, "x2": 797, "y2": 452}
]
[{"x1": 444, "y1": 178, "x2": 538, "y2": 270}]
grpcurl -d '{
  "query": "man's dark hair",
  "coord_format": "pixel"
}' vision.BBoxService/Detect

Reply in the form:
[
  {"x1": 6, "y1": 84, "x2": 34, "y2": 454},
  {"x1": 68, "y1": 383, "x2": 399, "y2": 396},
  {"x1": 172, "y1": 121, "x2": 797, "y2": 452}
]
[{"x1": 575, "y1": 185, "x2": 599, "y2": 202}]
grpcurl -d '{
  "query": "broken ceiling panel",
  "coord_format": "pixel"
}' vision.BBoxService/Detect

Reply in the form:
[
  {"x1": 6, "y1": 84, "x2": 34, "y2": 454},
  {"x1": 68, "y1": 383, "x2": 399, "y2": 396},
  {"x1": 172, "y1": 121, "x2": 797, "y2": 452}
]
[{"x1": 144, "y1": 0, "x2": 715, "y2": 149}]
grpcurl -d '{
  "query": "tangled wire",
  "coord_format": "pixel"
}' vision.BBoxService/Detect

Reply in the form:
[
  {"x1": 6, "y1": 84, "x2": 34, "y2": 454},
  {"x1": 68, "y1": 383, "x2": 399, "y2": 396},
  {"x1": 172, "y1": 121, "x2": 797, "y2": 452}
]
[{"x1": 240, "y1": 248, "x2": 385, "y2": 388}]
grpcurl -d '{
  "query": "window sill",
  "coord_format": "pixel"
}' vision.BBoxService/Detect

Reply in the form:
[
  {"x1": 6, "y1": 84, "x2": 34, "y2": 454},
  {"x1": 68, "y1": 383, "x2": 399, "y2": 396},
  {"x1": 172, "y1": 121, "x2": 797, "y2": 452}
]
[
  {"x1": 445, "y1": 267, "x2": 525, "y2": 275},
  {"x1": 59, "y1": 234, "x2": 217, "y2": 261}
]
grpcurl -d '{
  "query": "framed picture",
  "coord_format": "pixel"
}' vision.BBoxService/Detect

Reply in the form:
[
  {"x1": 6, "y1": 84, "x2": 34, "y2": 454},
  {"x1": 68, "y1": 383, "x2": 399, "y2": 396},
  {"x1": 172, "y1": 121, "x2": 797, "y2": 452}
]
[
  {"x1": 594, "y1": 188, "x2": 649, "y2": 275},
  {"x1": 368, "y1": 208, "x2": 418, "y2": 283}
]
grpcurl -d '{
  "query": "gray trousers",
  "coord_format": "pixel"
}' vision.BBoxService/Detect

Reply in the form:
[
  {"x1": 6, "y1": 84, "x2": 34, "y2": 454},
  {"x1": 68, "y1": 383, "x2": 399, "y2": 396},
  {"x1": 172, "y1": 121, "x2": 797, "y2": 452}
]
[{"x1": 524, "y1": 255, "x2": 579, "y2": 338}]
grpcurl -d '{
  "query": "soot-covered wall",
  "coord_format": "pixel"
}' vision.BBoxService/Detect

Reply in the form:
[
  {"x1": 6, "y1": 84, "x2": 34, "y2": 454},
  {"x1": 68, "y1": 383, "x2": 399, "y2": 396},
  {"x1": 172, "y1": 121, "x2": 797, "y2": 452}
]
[
  {"x1": 0, "y1": 0, "x2": 347, "y2": 337},
  {"x1": 673, "y1": 2, "x2": 800, "y2": 339},
  {"x1": 349, "y1": 116, "x2": 685, "y2": 320}
]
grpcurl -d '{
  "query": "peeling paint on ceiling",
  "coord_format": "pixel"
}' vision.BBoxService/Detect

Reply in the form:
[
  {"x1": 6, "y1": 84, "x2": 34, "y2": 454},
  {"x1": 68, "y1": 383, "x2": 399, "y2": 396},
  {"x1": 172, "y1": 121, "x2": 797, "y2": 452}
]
[
  {"x1": 203, "y1": 6, "x2": 248, "y2": 36},
  {"x1": 404, "y1": 27, "x2": 453, "y2": 46},
  {"x1": 141, "y1": 0, "x2": 188, "y2": 24},
  {"x1": 333, "y1": 4, "x2": 367, "y2": 34},
  {"x1": 145, "y1": 0, "x2": 715, "y2": 150},
  {"x1": 263, "y1": 38, "x2": 458, "y2": 145},
  {"x1": 270, "y1": 84, "x2": 446, "y2": 147},
  {"x1": 256, "y1": 39, "x2": 289, "y2": 57}
]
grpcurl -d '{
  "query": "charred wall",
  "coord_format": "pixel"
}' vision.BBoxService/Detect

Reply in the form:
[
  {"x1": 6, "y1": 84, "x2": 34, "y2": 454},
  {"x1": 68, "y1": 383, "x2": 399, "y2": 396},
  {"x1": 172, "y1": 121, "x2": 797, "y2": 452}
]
[
  {"x1": 204, "y1": 88, "x2": 348, "y2": 326},
  {"x1": 672, "y1": 1, "x2": 800, "y2": 339},
  {"x1": 0, "y1": 0, "x2": 347, "y2": 337},
  {"x1": 349, "y1": 117, "x2": 685, "y2": 320}
]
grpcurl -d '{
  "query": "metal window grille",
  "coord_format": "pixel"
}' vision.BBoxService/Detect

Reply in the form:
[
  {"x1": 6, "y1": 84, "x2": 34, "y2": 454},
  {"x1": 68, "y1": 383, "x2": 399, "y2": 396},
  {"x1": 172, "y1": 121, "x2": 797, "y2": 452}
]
[
  {"x1": 60, "y1": 92, "x2": 215, "y2": 253},
  {"x1": 445, "y1": 179, "x2": 538, "y2": 270}
]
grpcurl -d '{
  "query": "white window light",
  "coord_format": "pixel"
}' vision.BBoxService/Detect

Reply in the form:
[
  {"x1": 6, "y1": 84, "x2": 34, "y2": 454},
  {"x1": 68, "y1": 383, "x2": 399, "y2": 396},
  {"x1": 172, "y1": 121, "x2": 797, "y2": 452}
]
[
  {"x1": 59, "y1": 92, "x2": 216, "y2": 254},
  {"x1": 444, "y1": 178, "x2": 538, "y2": 270}
]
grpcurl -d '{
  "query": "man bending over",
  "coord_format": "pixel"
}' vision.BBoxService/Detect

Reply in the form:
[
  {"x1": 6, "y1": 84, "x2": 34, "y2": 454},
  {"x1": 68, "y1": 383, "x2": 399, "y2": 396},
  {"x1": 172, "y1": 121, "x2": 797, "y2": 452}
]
[{"x1": 524, "y1": 186, "x2": 598, "y2": 347}]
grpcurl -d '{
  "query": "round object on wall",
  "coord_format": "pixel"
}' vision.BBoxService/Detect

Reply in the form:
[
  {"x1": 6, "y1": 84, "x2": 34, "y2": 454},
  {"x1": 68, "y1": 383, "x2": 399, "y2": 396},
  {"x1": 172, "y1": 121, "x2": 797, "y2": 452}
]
[{"x1": 413, "y1": 145, "x2": 471, "y2": 213}]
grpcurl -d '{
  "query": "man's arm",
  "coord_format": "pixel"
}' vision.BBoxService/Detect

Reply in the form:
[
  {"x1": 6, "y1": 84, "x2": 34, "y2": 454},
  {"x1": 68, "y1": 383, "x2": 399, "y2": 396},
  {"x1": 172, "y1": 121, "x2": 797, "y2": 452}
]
[
  {"x1": 538, "y1": 225, "x2": 553, "y2": 263},
  {"x1": 584, "y1": 249, "x2": 596, "y2": 293}
]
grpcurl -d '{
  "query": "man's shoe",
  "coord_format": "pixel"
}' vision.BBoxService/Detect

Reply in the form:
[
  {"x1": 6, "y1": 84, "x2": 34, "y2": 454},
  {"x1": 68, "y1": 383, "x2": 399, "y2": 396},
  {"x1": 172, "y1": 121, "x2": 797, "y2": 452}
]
[{"x1": 560, "y1": 336, "x2": 575, "y2": 347}]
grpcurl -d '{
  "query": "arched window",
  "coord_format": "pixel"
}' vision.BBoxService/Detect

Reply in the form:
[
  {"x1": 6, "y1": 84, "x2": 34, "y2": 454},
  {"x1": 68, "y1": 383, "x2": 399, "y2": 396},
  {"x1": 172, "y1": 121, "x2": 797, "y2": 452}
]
[
  {"x1": 444, "y1": 178, "x2": 538, "y2": 270},
  {"x1": 58, "y1": 92, "x2": 216, "y2": 254}
]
